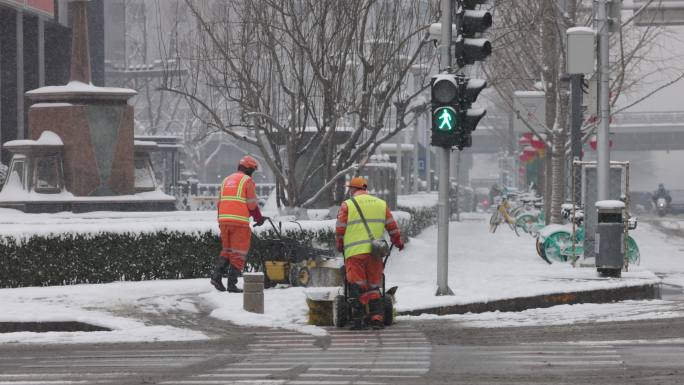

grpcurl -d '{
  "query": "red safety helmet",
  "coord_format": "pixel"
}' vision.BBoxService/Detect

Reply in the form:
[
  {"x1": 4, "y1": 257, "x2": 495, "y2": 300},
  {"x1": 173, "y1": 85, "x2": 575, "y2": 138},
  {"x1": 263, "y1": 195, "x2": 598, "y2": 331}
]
[
  {"x1": 346, "y1": 177, "x2": 368, "y2": 190},
  {"x1": 239, "y1": 155, "x2": 259, "y2": 170}
]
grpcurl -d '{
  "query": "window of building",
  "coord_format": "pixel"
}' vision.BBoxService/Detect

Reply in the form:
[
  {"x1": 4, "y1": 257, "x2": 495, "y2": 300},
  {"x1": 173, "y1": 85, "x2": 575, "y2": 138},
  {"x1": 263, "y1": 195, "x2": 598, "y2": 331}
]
[
  {"x1": 34, "y1": 155, "x2": 62, "y2": 193},
  {"x1": 7, "y1": 157, "x2": 27, "y2": 190},
  {"x1": 134, "y1": 156, "x2": 157, "y2": 191}
]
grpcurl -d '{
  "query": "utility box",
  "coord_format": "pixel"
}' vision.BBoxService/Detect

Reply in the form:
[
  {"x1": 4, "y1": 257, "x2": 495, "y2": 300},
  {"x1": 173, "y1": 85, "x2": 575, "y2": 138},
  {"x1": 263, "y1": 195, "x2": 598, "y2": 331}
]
[
  {"x1": 513, "y1": 90, "x2": 545, "y2": 133},
  {"x1": 595, "y1": 200, "x2": 625, "y2": 278},
  {"x1": 566, "y1": 27, "x2": 595, "y2": 74}
]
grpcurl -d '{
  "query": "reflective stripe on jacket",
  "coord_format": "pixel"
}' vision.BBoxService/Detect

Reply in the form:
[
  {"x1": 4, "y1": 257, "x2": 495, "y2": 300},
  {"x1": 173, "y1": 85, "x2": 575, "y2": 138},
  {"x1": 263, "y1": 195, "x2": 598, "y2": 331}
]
[
  {"x1": 217, "y1": 172, "x2": 255, "y2": 225},
  {"x1": 343, "y1": 194, "x2": 387, "y2": 258}
]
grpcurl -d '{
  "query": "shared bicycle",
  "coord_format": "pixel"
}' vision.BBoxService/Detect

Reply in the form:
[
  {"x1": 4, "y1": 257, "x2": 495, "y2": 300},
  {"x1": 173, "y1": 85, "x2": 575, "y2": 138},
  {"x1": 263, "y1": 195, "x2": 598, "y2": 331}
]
[{"x1": 535, "y1": 206, "x2": 640, "y2": 267}]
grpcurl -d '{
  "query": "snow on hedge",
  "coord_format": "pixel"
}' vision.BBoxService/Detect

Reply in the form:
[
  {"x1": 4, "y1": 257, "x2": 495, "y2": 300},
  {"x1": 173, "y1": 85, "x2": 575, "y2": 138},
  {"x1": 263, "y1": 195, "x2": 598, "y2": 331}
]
[
  {"x1": 398, "y1": 192, "x2": 438, "y2": 209},
  {"x1": 0, "y1": 208, "x2": 412, "y2": 245}
]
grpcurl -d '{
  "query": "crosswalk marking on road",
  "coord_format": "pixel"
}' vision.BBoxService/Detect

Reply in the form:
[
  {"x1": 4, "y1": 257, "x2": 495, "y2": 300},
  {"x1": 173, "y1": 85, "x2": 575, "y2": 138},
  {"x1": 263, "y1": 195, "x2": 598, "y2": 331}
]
[
  {"x1": 161, "y1": 324, "x2": 432, "y2": 385},
  {"x1": 0, "y1": 348, "x2": 217, "y2": 384},
  {"x1": 0, "y1": 325, "x2": 431, "y2": 385},
  {"x1": 471, "y1": 344, "x2": 625, "y2": 370}
]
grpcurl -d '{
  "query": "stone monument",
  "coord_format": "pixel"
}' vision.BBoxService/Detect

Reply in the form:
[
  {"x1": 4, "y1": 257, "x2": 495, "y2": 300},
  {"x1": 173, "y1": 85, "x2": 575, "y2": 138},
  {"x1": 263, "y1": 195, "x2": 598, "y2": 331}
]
[{"x1": 0, "y1": 0, "x2": 175, "y2": 212}]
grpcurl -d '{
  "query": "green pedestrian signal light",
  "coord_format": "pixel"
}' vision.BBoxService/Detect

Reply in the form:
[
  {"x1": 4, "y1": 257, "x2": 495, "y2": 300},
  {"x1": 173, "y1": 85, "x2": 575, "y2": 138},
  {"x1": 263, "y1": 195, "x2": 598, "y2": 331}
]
[
  {"x1": 434, "y1": 106, "x2": 458, "y2": 132},
  {"x1": 430, "y1": 74, "x2": 462, "y2": 148}
]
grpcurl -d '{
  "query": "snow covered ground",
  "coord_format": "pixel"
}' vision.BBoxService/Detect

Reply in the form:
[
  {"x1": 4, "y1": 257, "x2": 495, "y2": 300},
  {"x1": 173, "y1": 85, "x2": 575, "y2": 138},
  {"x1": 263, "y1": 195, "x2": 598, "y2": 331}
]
[{"x1": 2, "y1": 211, "x2": 684, "y2": 345}]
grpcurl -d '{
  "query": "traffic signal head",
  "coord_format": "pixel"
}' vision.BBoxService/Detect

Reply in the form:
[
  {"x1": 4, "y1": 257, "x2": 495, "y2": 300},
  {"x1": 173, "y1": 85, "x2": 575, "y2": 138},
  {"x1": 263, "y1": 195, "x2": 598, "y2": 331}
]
[
  {"x1": 454, "y1": 38, "x2": 492, "y2": 67},
  {"x1": 431, "y1": 74, "x2": 459, "y2": 105},
  {"x1": 454, "y1": 0, "x2": 492, "y2": 68},
  {"x1": 463, "y1": 78, "x2": 487, "y2": 104},
  {"x1": 463, "y1": 10, "x2": 492, "y2": 36},
  {"x1": 457, "y1": 77, "x2": 488, "y2": 148},
  {"x1": 462, "y1": 0, "x2": 488, "y2": 8},
  {"x1": 430, "y1": 74, "x2": 461, "y2": 147},
  {"x1": 463, "y1": 107, "x2": 486, "y2": 132}
]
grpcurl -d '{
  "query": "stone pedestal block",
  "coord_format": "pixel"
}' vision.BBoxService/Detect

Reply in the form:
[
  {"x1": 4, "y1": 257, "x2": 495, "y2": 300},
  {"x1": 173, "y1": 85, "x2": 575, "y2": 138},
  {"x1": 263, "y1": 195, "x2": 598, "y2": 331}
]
[
  {"x1": 28, "y1": 103, "x2": 134, "y2": 196},
  {"x1": 243, "y1": 273, "x2": 264, "y2": 314}
]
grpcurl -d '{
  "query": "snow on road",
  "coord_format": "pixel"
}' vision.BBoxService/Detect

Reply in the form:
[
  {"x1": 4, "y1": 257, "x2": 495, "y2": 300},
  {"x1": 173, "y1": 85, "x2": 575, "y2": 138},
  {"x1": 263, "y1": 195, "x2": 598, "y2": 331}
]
[{"x1": 1, "y1": 211, "x2": 683, "y2": 344}]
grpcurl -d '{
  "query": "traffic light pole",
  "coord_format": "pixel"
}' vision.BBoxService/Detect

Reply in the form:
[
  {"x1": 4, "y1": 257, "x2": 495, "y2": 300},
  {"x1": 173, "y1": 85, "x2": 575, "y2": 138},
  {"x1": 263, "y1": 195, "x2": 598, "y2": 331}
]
[{"x1": 436, "y1": 0, "x2": 454, "y2": 296}]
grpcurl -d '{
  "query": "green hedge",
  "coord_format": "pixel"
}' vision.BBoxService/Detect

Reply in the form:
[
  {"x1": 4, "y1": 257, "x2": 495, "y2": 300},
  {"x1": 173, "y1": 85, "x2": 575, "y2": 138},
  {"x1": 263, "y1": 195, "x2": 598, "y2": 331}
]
[
  {"x1": 0, "y1": 232, "x2": 220, "y2": 288},
  {"x1": 0, "y1": 206, "x2": 436, "y2": 288},
  {"x1": 397, "y1": 205, "x2": 438, "y2": 238}
]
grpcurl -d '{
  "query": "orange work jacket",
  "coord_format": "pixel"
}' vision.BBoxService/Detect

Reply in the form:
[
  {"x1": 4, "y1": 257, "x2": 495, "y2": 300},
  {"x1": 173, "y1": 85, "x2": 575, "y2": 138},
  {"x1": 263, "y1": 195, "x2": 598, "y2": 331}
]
[{"x1": 217, "y1": 171, "x2": 259, "y2": 226}]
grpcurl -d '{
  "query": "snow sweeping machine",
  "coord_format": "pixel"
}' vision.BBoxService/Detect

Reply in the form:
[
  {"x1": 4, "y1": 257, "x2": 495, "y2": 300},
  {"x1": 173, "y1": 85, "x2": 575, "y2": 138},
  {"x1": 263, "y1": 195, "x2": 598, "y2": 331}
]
[
  {"x1": 249, "y1": 218, "x2": 338, "y2": 288},
  {"x1": 332, "y1": 245, "x2": 398, "y2": 328}
]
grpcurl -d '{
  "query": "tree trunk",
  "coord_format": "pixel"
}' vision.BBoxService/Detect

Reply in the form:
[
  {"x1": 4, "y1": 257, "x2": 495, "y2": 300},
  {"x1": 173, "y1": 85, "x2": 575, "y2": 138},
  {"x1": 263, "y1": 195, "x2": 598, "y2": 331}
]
[
  {"x1": 542, "y1": 0, "x2": 558, "y2": 224},
  {"x1": 549, "y1": 0, "x2": 577, "y2": 224}
]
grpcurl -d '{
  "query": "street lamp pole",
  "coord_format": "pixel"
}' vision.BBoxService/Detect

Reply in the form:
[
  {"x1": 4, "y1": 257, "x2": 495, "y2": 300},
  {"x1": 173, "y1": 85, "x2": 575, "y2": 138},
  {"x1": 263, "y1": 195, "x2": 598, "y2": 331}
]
[{"x1": 596, "y1": 0, "x2": 610, "y2": 200}]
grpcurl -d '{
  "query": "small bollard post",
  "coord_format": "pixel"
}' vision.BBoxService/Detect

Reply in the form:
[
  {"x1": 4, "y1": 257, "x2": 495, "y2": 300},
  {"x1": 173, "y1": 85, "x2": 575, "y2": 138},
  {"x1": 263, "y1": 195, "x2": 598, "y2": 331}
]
[{"x1": 243, "y1": 272, "x2": 264, "y2": 314}]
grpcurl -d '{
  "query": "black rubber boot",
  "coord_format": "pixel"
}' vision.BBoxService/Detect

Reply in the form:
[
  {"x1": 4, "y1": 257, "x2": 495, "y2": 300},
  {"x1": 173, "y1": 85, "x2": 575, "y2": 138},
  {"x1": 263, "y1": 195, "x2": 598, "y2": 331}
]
[
  {"x1": 210, "y1": 258, "x2": 228, "y2": 292},
  {"x1": 226, "y1": 265, "x2": 243, "y2": 293},
  {"x1": 368, "y1": 298, "x2": 384, "y2": 330},
  {"x1": 348, "y1": 284, "x2": 366, "y2": 330}
]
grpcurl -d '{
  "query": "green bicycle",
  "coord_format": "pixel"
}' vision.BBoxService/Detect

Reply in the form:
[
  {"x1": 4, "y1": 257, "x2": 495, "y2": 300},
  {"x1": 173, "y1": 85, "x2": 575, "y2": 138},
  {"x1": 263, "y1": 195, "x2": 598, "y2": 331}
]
[
  {"x1": 515, "y1": 210, "x2": 545, "y2": 237},
  {"x1": 536, "y1": 222, "x2": 640, "y2": 265}
]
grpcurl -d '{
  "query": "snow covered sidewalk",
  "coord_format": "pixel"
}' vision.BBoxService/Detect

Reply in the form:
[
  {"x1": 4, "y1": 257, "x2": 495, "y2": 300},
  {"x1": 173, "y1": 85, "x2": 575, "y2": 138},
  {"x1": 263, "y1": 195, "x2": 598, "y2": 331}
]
[
  {"x1": 1, "y1": 213, "x2": 680, "y2": 345},
  {"x1": 386, "y1": 213, "x2": 660, "y2": 313}
]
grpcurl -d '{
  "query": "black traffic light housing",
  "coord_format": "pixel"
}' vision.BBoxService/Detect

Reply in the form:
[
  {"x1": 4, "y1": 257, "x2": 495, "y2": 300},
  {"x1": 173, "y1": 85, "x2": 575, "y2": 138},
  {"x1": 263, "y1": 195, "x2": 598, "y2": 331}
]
[
  {"x1": 430, "y1": 75, "x2": 486, "y2": 150},
  {"x1": 430, "y1": 74, "x2": 461, "y2": 148},
  {"x1": 454, "y1": 0, "x2": 492, "y2": 68},
  {"x1": 455, "y1": 78, "x2": 487, "y2": 148},
  {"x1": 428, "y1": 0, "x2": 491, "y2": 149}
]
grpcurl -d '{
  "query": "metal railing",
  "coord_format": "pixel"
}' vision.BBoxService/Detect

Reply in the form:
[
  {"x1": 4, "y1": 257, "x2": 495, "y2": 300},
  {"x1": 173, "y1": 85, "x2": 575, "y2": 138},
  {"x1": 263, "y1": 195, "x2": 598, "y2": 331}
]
[{"x1": 170, "y1": 181, "x2": 276, "y2": 211}]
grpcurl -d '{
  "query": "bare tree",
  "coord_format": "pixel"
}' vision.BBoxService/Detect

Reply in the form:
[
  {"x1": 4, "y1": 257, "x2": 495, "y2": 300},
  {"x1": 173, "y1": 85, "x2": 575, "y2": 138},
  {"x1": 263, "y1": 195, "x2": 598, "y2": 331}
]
[
  {"x1": 160, "y1": 0, "x2": 438, "y2": 209},
  {"x1": 484, "y1": 0, "x2": 684, "y2": 224}
]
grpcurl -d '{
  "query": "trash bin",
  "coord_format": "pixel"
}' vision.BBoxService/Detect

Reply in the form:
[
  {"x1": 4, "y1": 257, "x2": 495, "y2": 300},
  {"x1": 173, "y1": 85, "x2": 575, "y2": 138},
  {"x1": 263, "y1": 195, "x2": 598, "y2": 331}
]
[{"x1": 595, "y1": 200, "x2": 625, "y2": 278}]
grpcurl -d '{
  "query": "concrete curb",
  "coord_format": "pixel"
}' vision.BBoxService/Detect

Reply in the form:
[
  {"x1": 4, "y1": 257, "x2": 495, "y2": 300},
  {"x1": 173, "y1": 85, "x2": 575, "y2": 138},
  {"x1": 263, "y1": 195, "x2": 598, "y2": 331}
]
[
  {"x1": 398, "y1": 282, "x2": 662, "y2": 317},
  {"x1": 0, "y1": 321, "x2": 111, "y2": 333}
]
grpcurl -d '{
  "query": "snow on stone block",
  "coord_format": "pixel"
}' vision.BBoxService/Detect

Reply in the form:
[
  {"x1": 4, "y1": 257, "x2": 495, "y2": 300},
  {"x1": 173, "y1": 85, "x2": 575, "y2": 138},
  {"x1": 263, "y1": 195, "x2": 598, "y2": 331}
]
[
  {"x1": 26, "y1": 80, "x2": 136, "y2": 97},
  {"x1": 36, "y1": 131, "x2": 64, "y2": 146},
  {"x1": 304, "y1": 288, "x2": 338, "y2": 326},
  {"x1": 595, "y1": 200, "x2": 626, "y2": 209},
  {"x1": 30, "y1": 103, "x2": 74, "y2": 108},
  {"x1": 4, "y1": 130, "x2": 63, "y2": 147}
]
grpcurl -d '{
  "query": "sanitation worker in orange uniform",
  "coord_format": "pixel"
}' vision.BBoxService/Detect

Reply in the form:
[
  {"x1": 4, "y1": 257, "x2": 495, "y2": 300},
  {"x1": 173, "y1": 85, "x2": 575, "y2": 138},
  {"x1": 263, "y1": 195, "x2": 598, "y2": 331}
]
[
  {"x1": 336, "y1": 177, "x2": 404, "y2": 330},
  {"x1": 211, "y1": 155, "x2": 265, "y2": 293}
]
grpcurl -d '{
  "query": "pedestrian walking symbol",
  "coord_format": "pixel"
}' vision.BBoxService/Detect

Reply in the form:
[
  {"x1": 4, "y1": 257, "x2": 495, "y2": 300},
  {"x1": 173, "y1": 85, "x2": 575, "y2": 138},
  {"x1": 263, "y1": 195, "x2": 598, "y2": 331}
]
[
  {"x1": 433, "y1": 107, "x2": 457, "y2": 132},
  {"x1": 439, "y1": 109, "x2": 453, "y2": 130}
]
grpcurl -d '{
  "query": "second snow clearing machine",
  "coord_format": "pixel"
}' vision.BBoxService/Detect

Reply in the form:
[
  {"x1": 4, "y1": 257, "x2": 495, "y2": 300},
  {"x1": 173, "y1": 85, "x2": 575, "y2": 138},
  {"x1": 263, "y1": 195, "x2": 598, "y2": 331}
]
[{"x1": 248, "y1": 218, "x2": 337, "y2": 288}]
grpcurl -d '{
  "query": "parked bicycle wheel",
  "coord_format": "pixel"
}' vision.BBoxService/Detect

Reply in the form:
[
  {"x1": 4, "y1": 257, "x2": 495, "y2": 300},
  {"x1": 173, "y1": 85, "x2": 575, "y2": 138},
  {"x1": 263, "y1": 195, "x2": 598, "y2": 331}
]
[
  {"x1": 536, "y1": 237, "x2": 552, "y2": 264},
  {"x1": 489, "y1": 211, "x2": 502, "y2": 233},
  {"x1": 515, "y1": 213, "x2": 538, "y2": 235},
  {"x1": 627, "y1": 235, "x2": 640, "y2": 265},
  {"x1": 507, "y1": 220, "x2": 520, "y2": 236},
  {"x1": 542, "y1": 231, "x2": 572, "y2": 263}
]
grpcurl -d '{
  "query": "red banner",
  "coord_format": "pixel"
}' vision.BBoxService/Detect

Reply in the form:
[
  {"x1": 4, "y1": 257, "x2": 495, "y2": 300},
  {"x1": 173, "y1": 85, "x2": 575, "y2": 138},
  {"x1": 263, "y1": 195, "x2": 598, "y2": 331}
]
[{"x1": 1, "y1": 0, "x2": 55, "y2": 17}]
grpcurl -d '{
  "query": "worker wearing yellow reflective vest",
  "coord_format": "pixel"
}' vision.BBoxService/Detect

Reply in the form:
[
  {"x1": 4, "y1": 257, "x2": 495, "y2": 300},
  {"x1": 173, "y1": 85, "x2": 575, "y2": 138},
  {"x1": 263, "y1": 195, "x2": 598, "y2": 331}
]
[
  {"x1": 210, "y1": 155, "x2": 266, "y2": 293},
  {"x1": 336, "y1": 177, "x2": 404, "y2": 330}
]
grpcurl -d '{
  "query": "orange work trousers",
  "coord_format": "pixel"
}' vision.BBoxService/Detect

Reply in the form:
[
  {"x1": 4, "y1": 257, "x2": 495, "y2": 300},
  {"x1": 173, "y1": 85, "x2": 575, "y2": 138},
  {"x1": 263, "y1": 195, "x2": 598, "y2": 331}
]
[
  {"x1": 345, "y1": 254, "x2": 383, "y2": 305},
  {"x1": 219, "y1": 223, "x2": 252, "y2": 271}
]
